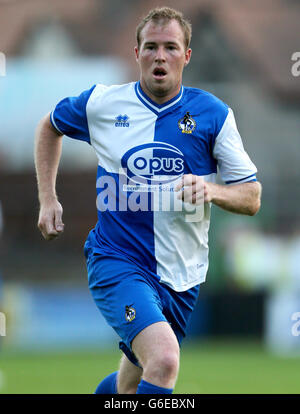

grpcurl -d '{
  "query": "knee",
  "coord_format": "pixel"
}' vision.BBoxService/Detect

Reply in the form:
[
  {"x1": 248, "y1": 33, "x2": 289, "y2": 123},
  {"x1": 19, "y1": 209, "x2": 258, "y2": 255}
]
[
  {"x1": 132, "y1": 322, "x2": 180, "y2": 387},
  {"x1": 160, "y1": 351, "x2": 179, "y2": 378},
  {"x1": 144, "y1": 348, "x2": 179, "y2": 382}
]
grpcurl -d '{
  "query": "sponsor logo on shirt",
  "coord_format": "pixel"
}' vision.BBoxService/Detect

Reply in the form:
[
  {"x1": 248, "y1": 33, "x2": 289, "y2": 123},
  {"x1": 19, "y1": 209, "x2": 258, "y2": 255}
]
[{"x1": 121, "y1": 142, "x2": 185, "y2": 185}]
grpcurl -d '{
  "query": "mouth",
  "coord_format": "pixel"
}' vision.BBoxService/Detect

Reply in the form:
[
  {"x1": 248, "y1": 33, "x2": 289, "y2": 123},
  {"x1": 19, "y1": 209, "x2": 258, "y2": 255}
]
[{"x1": 152, "y1": 67, "x2": 167, "y2": 80}]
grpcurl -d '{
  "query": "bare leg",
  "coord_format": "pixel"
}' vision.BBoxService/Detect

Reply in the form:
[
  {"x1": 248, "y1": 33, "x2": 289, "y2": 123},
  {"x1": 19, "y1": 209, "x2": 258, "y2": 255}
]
[
  {"x1": 117, "y1": 354, "x2": 143, "y2": 394},
  {"x1": 132, "y1": 321, "x2": 180, "y2": 389}
]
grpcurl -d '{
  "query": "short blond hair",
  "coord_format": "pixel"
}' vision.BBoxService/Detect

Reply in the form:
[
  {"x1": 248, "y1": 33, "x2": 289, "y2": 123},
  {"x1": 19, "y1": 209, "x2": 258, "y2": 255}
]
[{"x1": 136, "y1": 7, "x2": 192, "y2": 50}]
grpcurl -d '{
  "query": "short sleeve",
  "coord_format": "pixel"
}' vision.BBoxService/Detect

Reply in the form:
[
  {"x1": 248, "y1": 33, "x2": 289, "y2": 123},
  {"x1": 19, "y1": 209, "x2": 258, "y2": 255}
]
[
  {"x1": 213, "y1": 108, "x2": 257, "y2": 185},
  {"x1": 50, "y1": 85, "x2": 96, "y2": 144}
]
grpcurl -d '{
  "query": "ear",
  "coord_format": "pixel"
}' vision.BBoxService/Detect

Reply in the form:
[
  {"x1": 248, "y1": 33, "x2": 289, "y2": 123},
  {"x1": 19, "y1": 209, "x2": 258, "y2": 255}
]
[
  {"x1": 134, "y1": 46, "x2": 139, "y2": 62},
  {"x1": 184, "y1": 48, "x2": 192, "y2": 66}
]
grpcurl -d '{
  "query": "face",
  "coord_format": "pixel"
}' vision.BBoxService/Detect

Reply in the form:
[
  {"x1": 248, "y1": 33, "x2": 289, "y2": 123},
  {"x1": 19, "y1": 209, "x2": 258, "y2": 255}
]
[{"x1": 135, "y1": 19, "x2": 192, "y2": 104}]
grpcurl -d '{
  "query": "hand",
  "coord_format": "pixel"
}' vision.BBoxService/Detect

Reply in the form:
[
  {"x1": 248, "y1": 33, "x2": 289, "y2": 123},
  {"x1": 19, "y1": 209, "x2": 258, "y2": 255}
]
[
  {"x1": 38, "y1": 198, "x2": 64, "y2": 240},
  {"x1": 175, "y1": 174, "x2": 213, "y2": 205}
]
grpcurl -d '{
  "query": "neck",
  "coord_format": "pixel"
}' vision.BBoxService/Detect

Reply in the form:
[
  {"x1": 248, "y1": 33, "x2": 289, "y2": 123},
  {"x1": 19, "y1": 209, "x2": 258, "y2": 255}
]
[{"x1": 139, "y1": 80, "x2": 181, "y2": 105}]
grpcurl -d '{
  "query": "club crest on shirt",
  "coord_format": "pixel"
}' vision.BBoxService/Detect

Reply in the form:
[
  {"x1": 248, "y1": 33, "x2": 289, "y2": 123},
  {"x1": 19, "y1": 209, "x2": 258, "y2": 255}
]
[
  {"x1": 178, "y1": 112, "x2": 196, "y2": 134},
  {"x1": 125, "y1": 304, "x2": 136, "y2": 322}
]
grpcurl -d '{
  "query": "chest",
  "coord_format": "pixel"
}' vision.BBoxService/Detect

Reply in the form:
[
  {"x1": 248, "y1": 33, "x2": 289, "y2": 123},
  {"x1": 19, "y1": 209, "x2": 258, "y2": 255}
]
[{"x1": 88, "y1": 101, "x2": 217, "y2": 176}]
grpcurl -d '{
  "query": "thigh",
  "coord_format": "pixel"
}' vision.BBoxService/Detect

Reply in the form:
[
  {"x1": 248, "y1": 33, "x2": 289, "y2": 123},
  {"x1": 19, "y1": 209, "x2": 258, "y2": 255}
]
[
  {"x1": 87, "y1": 255, "x2": 168, "y2": 358},
  {"x1": 132, "y1": 321, "x2": 180, "y2": 368}
]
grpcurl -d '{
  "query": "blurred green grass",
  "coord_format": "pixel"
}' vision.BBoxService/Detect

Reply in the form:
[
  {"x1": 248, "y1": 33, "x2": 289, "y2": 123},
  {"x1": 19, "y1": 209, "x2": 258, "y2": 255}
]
[{"x1": 0, "y1": 340, "x2": 300, "y2": 394}]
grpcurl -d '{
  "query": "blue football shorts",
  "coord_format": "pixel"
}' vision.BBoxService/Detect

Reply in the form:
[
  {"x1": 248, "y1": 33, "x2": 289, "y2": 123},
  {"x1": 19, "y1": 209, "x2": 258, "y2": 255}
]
[{"x1": 85, "y1": 250, "x2": 200, "y2": 367}]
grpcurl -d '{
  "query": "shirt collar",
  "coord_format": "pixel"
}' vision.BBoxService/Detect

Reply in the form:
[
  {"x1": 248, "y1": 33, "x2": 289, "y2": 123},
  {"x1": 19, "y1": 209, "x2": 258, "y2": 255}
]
[{"x1": 135, "y1": 81, "x2": 184, "y2": 115}]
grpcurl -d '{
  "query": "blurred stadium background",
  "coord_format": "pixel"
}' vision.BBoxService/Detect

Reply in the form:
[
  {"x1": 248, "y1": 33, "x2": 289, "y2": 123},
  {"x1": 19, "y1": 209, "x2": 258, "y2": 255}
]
[{"x1": 0, "y1": 0, "x2": 300, "y2": 394}]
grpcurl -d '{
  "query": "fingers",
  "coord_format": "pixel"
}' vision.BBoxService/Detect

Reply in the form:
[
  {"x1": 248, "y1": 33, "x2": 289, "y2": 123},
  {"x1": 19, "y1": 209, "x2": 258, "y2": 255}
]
[
  {"x1": 38, "y1": 203, "x2": 64, "y2": 241},
  {"x1": 54, "y1": 209, "x2": 65, "y2": 233},
  {"x1": 175, "y1": 174, "x2": 197, "y2": 191},
  {"x1": 175, "y1": 174, "x2": 205, "y2": 205}
]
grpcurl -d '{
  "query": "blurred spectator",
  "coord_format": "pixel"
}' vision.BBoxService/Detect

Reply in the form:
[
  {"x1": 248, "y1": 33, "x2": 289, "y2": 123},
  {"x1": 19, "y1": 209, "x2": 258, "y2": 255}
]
[
  {"x1": 224, "y1": 226, "x2": 300, "y2": 354},
  {"x1": 225, "y1": 226, "x2": 300, "y2": 293}
]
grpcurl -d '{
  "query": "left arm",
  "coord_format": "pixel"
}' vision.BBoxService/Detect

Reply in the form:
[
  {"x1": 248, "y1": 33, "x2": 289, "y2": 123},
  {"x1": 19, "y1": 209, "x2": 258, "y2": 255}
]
[
  {"x1": 176, "y1": 175, "x2": 262, "y2": 216},
  {"x1": 205, "y1": 180, "x2": 261, "y2": 216}
]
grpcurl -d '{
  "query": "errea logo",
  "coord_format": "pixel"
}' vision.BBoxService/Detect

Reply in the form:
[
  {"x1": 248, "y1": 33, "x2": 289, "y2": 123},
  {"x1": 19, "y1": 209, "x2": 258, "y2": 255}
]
[{"x1": 115, "y1": 114, "x2": 130, "y2": 127}]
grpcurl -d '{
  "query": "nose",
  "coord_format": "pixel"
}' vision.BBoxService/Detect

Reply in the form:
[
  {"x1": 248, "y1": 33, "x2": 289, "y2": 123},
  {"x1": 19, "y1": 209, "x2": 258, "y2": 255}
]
[{"x1": 155, "y1": 46, "x2": 166, "y2": 62}]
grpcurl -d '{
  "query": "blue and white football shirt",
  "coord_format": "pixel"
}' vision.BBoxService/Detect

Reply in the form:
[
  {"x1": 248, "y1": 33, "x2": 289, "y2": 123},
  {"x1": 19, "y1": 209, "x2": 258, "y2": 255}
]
[{"x1": 50, "y1": 81, "x2": 257, "y2": 292}]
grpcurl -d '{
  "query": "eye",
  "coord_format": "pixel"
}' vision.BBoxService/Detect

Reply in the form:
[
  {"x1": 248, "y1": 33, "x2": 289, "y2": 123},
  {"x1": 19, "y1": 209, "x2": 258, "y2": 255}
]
[{"x1": 167, "y1": 45, "x2": 177, "y2": 51}]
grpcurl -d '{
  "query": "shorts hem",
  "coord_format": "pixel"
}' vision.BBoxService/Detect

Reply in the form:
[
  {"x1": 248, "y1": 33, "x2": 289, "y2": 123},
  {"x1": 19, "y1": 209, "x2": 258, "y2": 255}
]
[
  {"x1": 120, "y1": 318, "x2": 168, "y2": 368},
  {"x1": 126, "y1": 318, "x2": 168, "y2": 348}
]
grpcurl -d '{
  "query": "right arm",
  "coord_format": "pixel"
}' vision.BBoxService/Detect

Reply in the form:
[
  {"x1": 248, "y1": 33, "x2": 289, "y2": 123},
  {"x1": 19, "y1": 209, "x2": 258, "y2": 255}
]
[
  {"x1": 35, "y1": 85, "x2": 97, "y2": 239},
  {"x1": 34, "y1": 113, "x2": 65, "y2": 240}
]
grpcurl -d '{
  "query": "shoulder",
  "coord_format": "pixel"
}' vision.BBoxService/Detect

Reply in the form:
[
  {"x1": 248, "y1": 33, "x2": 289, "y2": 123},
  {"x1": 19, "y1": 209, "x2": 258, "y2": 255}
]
[
  {"x1": 89, "y1": 82, "x2": 135, "y2": 103},
  {"x1": 183, "y1": 86, "x2": 229, "y2": 113},
  {"x1": 182, "y1": 86, "x2": 229, "y2": 136}
]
